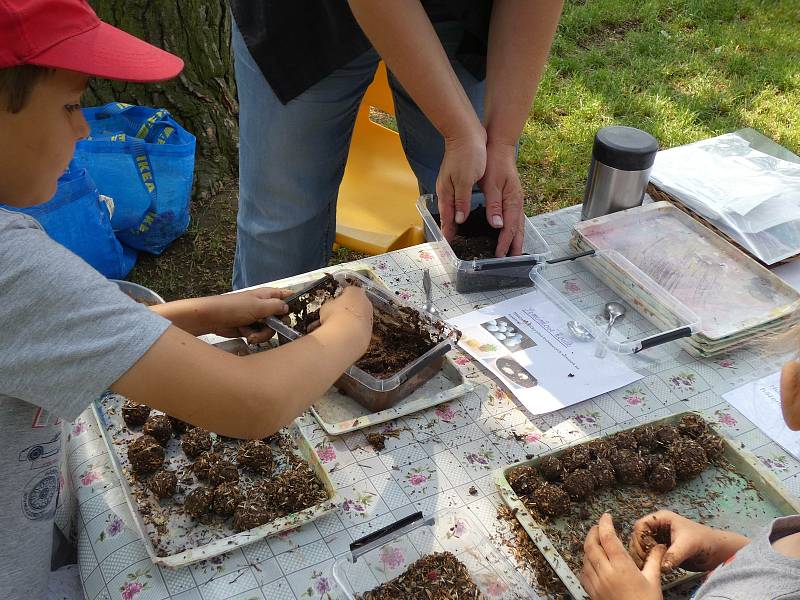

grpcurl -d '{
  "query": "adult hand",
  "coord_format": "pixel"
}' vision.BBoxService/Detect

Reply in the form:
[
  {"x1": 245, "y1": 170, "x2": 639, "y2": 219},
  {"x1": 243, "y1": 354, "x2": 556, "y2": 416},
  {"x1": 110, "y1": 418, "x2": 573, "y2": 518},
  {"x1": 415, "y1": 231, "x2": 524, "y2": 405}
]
[
  {"x1": 629, "y1": 510, "x2": 748, "y2": 573},
  {"x1": 479, "y1": 141, "x2": 525, "y2": 257},
  {"x1": 436, "y1": 129, "x2": 487, "y2": 242},
  {"x1": 580, "y1": 513, "x2": 665, "y2": 600},
  {"x1": 204, "y1": 288, "x2": 293, "y2": 344}
]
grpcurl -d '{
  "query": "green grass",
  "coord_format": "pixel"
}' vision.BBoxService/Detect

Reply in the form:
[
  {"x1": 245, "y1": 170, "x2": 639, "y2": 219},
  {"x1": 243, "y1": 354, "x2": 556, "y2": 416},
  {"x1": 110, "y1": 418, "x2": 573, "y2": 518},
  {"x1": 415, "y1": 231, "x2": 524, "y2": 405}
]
[
  {"x1": 521, "y1": 0, "x2": 800, "y2": 214},
  {"x1": 129, "y1": 0, "x2": 800, "y2": 299}
]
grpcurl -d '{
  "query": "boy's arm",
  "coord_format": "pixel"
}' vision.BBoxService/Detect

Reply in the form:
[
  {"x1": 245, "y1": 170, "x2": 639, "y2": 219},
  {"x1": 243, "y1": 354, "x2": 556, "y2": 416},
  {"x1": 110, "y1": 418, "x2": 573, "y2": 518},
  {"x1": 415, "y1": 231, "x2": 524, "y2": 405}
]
[
  {"x1": 112, "y1": 287, "x2": 372, "y2": 439},
  {"x1": 149, "y1": 287, "x2": 292, "y2": 341}
]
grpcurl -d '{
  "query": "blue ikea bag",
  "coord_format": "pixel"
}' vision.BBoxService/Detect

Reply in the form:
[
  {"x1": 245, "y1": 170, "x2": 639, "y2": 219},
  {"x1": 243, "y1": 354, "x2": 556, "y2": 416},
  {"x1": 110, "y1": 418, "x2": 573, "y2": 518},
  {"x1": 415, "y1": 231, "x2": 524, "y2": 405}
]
[
  {"x1": 74, "y1": 102, "x2": 196, "y2": 254},
  {"x1": 4, "y1": 166, "x2": 137, "y2": 279}
]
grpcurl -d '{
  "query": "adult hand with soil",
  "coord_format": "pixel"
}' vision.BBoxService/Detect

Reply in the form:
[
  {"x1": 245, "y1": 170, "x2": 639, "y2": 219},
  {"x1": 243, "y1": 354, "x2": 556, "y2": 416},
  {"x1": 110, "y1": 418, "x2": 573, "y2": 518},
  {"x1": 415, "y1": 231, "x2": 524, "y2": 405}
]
[
  {"x1": 151, "y1": 287, "x2": 293, "y2": 343},
  {"x1": 436, "y1": 128, "x2": 487, "y2": 243},
  {"x1": 629, "y1": 510, "x2": 750, "y2": 573},
  {"x1": 580, "y1": 513, "x2": 665, "y2": 600},
  {"x1": 317, "y1": 285, "x2": 373, "y2": 353},
  {"x1": 479, "y1": 141, "x2": 525, "y2": 257}
]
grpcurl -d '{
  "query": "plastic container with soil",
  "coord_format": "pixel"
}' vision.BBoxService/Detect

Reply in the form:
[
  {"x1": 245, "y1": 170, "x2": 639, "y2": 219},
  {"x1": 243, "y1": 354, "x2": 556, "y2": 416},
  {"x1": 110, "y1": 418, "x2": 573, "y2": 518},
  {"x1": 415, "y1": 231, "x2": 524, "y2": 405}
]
[
  {"x1": 268, "y1": 270, "x2": 460, "y2": 412},
  {"x1": 417, "y1": 194, "x2": 552, "y2": 293},
  {"x1": 332, "y1": 509, "x2": 535, "y2": 599}
]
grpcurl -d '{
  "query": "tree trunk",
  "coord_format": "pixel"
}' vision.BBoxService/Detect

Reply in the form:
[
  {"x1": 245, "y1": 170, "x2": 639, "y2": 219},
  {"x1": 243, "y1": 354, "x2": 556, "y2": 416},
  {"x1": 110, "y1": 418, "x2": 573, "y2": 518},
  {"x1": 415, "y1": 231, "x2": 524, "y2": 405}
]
[{"x1": 86, "y1": 0, "x2": 238, "y2": 199}]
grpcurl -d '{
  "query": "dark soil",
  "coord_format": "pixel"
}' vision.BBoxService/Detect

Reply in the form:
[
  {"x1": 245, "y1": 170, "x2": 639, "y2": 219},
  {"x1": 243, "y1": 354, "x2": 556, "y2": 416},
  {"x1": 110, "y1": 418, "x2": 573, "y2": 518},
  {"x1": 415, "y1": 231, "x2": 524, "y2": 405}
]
[
  {"x1": 355, "y1": 552, "x2": 483, "y2": 600},
  {"x1": 446, "y1": 206, "x2": 502, "y2": 261},
  {"x1": 285, "y1": 277, "x2": 448, "y2": 380}
]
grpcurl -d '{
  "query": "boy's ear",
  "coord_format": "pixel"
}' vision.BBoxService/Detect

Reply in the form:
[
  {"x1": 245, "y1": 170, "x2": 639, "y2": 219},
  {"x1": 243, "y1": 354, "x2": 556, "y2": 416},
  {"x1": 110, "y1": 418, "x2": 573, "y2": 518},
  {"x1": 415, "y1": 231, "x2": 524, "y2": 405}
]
[{"x1": 780, "y1": 359, "x2": 800, "y2": 431}]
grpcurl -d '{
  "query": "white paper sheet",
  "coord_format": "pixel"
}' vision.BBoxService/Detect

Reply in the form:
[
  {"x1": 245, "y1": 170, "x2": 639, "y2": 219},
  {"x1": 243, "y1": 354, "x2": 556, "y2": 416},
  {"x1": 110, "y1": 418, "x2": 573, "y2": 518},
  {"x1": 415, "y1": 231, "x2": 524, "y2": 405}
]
[
  {"x1": 448, "y1": 291, "x2": 642, "y2": 415},
  {"x1": 723, "y1": 371, "x2": 800, "y2": 461}
]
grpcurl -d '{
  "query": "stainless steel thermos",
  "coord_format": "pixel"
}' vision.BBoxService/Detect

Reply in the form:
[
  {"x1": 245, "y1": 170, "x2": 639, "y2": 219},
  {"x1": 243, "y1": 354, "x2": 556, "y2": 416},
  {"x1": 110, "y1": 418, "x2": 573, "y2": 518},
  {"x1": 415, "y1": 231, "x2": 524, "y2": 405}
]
[{"x1": 580, "y1": 125, "x2": 659, "y2": 220}]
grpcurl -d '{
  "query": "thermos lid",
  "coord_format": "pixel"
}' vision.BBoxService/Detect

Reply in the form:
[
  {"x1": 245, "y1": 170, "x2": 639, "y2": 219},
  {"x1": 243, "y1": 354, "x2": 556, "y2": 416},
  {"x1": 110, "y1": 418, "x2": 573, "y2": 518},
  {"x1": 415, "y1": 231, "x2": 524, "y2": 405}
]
[{"x1": 592, "y1": 126, "x2": 659, "y2": 171}]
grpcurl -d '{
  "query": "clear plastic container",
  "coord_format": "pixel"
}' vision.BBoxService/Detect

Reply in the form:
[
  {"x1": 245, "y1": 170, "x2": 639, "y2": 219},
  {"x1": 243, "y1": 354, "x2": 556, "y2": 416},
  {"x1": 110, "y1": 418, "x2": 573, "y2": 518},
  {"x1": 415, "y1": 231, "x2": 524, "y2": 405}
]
[
  {"x1": 268, "y1": 270, "x2": 460, "y2": 412},
  {"x1": 417, "y1": 194, "x2": 552, "y2": 293},
  {"x1": 332, "y1": 509, "x2": 534, "y2": 600},
  {"x1": 531, "y1": 249, "x2": 699, "y2": 355}
]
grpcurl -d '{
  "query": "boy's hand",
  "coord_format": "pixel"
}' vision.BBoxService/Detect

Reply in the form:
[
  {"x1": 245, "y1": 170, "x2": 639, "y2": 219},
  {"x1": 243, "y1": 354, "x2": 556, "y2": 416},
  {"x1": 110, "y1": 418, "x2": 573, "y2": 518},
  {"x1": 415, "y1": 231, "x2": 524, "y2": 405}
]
[
  {"x1": 318, "y1": 285, "x2": 373, "y2": 351},
  {"x1": 580, "y1": 513, "x2": 665, "y2": 600},
  {"x1": 206, "y1": 288, "x2": 293, "y2": 344},
  {"x1": 629, "y1": 510, "x2": 748, "y2": 573}
]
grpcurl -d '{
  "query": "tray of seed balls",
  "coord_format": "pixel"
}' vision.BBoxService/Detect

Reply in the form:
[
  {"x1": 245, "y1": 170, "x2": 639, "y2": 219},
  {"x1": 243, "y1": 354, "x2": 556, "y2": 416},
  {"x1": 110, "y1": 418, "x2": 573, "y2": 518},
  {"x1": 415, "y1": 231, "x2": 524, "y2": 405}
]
[
  {"x1": 91, "y1": 392, "x2": 338, "y2": 568},
  {"x1": 494, "y1": 412, "x2": 800, "y2": 600}
]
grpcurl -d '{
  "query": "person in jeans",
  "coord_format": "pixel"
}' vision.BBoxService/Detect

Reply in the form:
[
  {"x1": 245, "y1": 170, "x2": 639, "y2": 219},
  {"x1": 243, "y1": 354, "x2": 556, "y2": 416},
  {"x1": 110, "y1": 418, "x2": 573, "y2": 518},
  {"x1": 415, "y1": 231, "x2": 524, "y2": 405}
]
[{"x1": 230, "y1": 0, "x2": 564, "y2": 288}]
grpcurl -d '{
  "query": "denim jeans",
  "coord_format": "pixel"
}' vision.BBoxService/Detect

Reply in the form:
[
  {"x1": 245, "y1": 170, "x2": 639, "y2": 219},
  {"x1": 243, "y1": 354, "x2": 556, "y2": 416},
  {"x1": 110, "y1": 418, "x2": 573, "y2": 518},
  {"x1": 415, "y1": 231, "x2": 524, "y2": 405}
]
[{"x1": 231, "y1": 21, "x2": 486, "y2": 289}]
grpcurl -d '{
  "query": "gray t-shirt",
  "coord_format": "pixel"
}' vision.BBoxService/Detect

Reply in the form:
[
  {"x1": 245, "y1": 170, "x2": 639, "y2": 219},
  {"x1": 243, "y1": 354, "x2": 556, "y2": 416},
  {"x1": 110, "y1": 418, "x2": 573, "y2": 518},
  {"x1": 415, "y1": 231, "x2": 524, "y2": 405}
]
[
  {"x1": 0, "y1": 208, "x2": 170, "y2": 600},
  {"x1": 694, "y1": 515, "x2": 800, "y2": 599}
]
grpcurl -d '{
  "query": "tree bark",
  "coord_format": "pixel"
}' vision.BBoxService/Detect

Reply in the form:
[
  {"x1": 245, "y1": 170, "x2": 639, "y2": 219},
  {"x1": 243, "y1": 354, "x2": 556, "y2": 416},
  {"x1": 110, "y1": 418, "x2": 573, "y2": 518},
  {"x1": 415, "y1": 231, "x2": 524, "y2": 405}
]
[{"x1": 86, "y1": 0, "x2": 238, "y2": 199}]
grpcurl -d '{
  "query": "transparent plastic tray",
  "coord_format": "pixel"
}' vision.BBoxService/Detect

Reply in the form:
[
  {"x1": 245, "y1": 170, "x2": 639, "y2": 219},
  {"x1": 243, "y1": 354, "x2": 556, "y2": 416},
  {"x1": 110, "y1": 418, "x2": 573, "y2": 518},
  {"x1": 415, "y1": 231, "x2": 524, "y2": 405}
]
[
  {"x1": 494, "y1": 412, "x2": 800, "y2": 600},
  {"x1": 573, "y1": 202, "x2": 800, "y2": 341},
  {"x1": 332, "y1": 509, "x2": 535, "y2": 599},
  {"x1": 417, "y1": 194, "x2": 552, "y2": 292},
  {"x1": 531, "y1": 249, "x2": 699, "y2": 355},
  {"x1": 269, "y1": 270, "x2": 460, "y2": 411}
]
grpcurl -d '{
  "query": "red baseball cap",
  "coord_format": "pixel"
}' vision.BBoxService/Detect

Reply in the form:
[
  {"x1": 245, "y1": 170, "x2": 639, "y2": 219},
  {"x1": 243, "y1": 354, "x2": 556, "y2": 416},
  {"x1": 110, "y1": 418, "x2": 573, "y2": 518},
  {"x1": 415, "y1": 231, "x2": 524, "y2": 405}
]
[{"x1": 0, "y1": 0, "x2": 183, "y2": 81}]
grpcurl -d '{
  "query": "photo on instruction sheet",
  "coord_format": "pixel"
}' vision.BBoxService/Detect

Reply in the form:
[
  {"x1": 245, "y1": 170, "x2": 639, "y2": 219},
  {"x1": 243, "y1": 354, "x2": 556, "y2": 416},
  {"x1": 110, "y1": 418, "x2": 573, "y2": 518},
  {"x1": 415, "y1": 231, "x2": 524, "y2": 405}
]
[{"x1": 480, "y1": 317, "x2": 537, "y2": 353}]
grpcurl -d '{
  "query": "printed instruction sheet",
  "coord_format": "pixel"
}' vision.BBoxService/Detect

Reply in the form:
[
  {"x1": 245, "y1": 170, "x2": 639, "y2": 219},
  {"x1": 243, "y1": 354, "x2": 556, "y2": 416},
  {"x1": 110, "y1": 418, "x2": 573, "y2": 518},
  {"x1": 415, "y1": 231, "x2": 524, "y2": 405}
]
[{"x1": 448, "y1": 290, "x2": 642, "y2": 415}]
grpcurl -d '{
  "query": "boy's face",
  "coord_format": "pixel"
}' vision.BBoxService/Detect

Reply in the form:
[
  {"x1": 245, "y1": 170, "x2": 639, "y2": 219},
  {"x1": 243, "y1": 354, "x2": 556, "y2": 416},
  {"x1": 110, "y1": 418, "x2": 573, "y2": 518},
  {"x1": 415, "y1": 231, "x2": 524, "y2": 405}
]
[
  {"x1": 0, "y1": 69, "x2": 89, "y2": 207},
  {"x1": 781, "y1": 359, "x2": 800, "y2": 430}
]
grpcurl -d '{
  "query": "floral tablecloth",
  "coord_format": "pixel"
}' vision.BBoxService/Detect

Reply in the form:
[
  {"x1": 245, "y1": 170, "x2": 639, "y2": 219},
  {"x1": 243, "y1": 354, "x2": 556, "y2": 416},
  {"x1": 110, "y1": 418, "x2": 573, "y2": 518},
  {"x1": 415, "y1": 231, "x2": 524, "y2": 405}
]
[{"x1": 67, "y1": 205, "x2": 799, "y2": 600}]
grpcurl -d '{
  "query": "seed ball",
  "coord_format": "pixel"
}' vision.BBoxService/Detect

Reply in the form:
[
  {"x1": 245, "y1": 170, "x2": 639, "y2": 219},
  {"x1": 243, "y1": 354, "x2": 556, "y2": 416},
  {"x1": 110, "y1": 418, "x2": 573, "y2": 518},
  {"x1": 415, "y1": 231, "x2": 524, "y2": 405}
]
[
  {"x1": 669, "y1": 439, "x2": 709, "y2": 481},
  {"x1": 562, "y1": 469, "x2": 596, "y2": 500},
  {"x1": 148, "y1": 470, "x2": 177, "y2": 499},
  {"x1": 612, "y1": 451, "x2": 648, "y2": 485},
  {"x1": 143, "y1": 414, "x2": 173, "y2": 446},
  {"x1": 127, "y1": 434, "x2": 164, "y2": 475},
  {"x1": 122, "y1": 401, "x2": 151, "y2": 428},
  {"x1": 181, "y1": 428, "x2": 213, "y2": 459},
  {"x1": 184, "y1": 486, "x2": 214, "y2": 519},
  {"x1": 529, "y1": 483, "x2": 571, "y2": 517},
  {"x1": 655, "y1": 425, "x2": 681, "y2": 447},
  {"x1": 507, "y1": 465, "x2": 541, "y2": 496},
  {"x1": 212, "y1": 482, "x2": 242, "y2": 516},
  {"x1": 648, "y1": 462, "x2": 677, "y2": 493},
  {"x1": 208, "y1": 460, "x2": 239, "y2": 486},
  {"x1": 678, "y1": 414, "x2": 708, "y2": 439},
  {"x1": 612, "y1": 431, "x2": 638, "y2": 450},
  {"x1": 560, "y1": 445, "x2": 591, "y2": 473},
  {"x1": 590, "y1": 458, "x2": 616, "y2": 488},
  {"x1": 538, "y1": 456, "x2": 564, "y2": 482},
  {"x1": 237, "y1": 440, "x2": 274, "y2": 474}
]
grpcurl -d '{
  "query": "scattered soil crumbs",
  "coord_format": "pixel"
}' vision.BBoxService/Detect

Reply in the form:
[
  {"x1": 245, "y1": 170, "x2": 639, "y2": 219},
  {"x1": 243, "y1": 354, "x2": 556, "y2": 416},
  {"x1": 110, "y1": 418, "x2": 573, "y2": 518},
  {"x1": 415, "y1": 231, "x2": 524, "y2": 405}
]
[
  {"x1": 366, "y1": 428, "x2": 405, "y2": 451},
  {"x1": 496, "y1": 506, "x2": 569, "y2": 599},
  {"x1": 355, "y1": 552, "x2": 484, "y2": 600},
  {"x1": 283, "y1": 275, "x2": 453, "y2": 380},
  {"x1": 502, "y1": 415, "x2": 763, "y2": 590}
]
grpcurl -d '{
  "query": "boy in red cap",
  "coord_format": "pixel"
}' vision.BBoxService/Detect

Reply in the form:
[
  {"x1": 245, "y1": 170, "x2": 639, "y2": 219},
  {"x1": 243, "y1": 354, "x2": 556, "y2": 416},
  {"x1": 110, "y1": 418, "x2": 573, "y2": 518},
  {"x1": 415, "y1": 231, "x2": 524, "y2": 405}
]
[{"x1": 0, "y1": 2, "x2": 372, "y2": 598}]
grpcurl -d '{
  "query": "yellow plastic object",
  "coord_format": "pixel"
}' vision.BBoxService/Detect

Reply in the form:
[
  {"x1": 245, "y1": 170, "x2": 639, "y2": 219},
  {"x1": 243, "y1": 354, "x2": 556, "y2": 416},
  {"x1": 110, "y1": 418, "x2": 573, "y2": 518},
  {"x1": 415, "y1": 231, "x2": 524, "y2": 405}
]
[{"x1": 335, "y1": 63, "x2": 425, "y2": 255}]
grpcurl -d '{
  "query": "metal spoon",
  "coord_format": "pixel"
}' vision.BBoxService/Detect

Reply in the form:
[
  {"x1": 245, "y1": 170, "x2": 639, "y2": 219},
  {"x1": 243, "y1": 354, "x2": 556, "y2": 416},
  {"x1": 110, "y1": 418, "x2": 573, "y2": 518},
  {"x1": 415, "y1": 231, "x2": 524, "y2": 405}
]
[
  {"x1": 603, "y1": 301, "x2": 626, "y2": 337},
  {"x1": 422, "y1": 269, "x2": 439, "y2": 316},
  {"x1": 567, "y1": 320, "x2": 594, "y2": 342}
]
